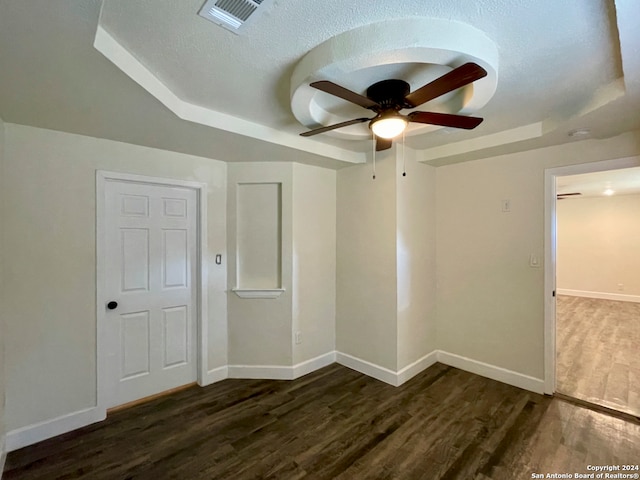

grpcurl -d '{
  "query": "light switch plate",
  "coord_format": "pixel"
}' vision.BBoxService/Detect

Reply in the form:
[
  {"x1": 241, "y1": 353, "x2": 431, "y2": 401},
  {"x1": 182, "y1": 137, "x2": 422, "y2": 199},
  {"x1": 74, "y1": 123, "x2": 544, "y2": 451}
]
[{"x1": 529, "y1": 254, "x2": 541, "y2": 268}]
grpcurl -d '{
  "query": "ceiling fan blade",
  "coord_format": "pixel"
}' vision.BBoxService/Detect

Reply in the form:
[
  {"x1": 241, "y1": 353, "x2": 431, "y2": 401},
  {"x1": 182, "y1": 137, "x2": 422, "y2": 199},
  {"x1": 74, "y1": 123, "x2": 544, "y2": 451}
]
[
  {"x1": 376, "y1": 136, "x2": 393, "y2": 151},
  {"x1": 408, "y1": 111, "x2": 483, "y2": 129},
  {"x1": 404, "y1": 62, "x2": 488, "y2": 108},
  {"x1": 300, "y1": 117, "x2": 371, "y2": 137},
  {"x1": 310, "y1": 81, "x2": 380, "y2": 109}
]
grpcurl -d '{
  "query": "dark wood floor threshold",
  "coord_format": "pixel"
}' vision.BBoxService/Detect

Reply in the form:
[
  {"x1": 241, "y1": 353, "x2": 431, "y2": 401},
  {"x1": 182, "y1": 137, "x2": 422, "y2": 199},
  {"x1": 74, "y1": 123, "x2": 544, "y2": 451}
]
[
  {"x1": 554, "y1": 392, "x2": 640, "y2": 425},
  {"x1": 107, "y1": 382, "x2": 198, "y2": 414}
]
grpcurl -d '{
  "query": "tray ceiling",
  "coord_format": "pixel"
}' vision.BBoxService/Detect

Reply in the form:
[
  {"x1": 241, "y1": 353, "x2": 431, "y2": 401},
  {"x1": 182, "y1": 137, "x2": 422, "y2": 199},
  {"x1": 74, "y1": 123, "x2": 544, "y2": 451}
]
[{"x1": 1, "y1": 0, "x2": 639, "y2": 166}]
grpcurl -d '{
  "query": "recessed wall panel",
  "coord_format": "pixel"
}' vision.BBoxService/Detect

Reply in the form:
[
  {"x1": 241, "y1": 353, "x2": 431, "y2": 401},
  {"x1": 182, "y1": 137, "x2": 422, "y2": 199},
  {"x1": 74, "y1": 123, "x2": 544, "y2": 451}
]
[{"x1": 237, "y1": 183, "x2": 282, "y2": 288}]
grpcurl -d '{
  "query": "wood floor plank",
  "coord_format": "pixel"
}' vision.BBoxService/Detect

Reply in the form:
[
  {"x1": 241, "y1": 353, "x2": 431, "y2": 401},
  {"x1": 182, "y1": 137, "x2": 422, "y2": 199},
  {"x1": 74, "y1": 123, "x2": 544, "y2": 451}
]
[{"x1": 5, "y1": 363, "x2": 640, "y2": 479}]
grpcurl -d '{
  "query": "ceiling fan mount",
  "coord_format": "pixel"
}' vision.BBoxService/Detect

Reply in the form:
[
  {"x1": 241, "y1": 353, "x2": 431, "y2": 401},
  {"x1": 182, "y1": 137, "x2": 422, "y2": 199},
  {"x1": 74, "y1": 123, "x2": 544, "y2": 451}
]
[
  {"x1": 366, "y1": 79, "x2": 411, "y2": 110},
  {"x1": 300, "y1": 62, "x2": 488, "y2": 151}
]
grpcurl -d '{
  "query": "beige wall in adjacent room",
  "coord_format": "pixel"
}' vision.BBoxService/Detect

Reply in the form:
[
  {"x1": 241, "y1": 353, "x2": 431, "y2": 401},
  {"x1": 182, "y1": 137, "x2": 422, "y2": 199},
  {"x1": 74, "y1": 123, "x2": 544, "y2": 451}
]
[
  {"x1": 336, "y1": 153, "x2": 398, "y2": 371},
  {"x1": 557, "y1": 193, "x2": 640, "y2": 297},
  {"x1": 292, "y1": 163, "x2": 336, "y2": 364},
  {"x1": 435, "y1": 131, "x2": 640, "y2": 380},
  {"x1": 2, "y1": 124, "x2": 228, "y2": 432},
  {"x1": 0, "y1": 115, "x2": 6, "y2": 470},
  {"x1": 227, "y1": 162, "x2": 294, "y2": 366},
  {"x1": 396, "y1": 148, "x2": 437, "y2": 370}
]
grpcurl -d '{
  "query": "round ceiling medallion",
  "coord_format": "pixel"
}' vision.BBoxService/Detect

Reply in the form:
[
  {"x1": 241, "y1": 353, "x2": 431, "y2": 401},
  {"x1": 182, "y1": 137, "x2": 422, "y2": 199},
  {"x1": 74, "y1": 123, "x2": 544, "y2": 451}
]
[{"x1": 291, "y1": 18, "x2": 499, "y2": 140}]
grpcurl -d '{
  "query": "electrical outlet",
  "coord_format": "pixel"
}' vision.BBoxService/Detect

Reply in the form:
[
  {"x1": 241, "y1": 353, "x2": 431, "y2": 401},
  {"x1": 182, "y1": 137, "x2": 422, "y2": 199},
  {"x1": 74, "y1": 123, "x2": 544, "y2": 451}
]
[
  {"x1": 618, "y1": 283, "x2": 624, "y2": 291},
  {"x1": 295, "y1": 331, "x2": 302, "y2": 344},
  {"x1": 501, "y1": 199, "x2": 511, "y2": 213}
]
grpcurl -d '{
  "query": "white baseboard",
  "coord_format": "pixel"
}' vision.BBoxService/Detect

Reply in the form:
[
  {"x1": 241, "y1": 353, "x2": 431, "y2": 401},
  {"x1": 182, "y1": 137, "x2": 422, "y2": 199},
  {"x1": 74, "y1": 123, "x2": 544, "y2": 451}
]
[
  {"x1": 226, "y1": 350, "x2": 437, "y2": 388},
  {"x1": 333, "y1": 350, "x2": 544, "y2": 394},
  {"x1": 336, "y1": 351, "x2": 440, "y2": 387},
  {"x1": 336, "y1": 352, "x2": 399, "y2": 386},
  {"x1": 557, "y1": 289, "x2": 640, "y2": 303},
  {"x1": 397, "y1": 351, "x2": 439, "y2": 386},
  {"x1": 228, "y1": 352, "x2": 337, "y2": 381},
  {"x1": 292, "y1": 351, "x2": 336, "y2": 378},
  {"x1": 201, "y1": 365, "x2": 228, "y2": 386},
  {"x1": 436, "y1": 351, "x2": 544, "y2": 394},
  {"x1": 6, "y1": 406, "x2": 106, "y2": 452},
  {"x1": 228, "y1": 364, "x2": 294, "y2": 380}
]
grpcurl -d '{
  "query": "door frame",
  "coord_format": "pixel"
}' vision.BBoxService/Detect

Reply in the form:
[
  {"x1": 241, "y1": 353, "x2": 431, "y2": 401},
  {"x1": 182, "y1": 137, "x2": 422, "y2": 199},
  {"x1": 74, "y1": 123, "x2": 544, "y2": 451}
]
[
  {"x1": 543, "y1": 155, "x2": 640, "y2": 394},
  {"x1": 96, "y1": 170, "x2": 209, "y2": 413}
]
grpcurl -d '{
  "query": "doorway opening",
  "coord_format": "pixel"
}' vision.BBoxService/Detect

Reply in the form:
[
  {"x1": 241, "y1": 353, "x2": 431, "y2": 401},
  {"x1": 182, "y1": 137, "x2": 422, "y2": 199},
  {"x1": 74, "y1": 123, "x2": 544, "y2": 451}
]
[{"x1": 544, "y1": 157, "x2": 640, "y2": 418}]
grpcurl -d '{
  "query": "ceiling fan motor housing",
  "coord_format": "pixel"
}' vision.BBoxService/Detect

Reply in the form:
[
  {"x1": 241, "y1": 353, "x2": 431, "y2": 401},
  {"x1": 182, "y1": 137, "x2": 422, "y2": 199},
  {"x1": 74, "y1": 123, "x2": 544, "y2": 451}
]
[{"x1": 366, "y1": 79, "x2": 410, "y2": 109}]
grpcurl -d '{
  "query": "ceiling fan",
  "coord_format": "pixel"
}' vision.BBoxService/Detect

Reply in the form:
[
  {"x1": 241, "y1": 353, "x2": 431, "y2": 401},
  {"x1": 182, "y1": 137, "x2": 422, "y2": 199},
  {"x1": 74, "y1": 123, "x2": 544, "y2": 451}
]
[
  {"x1": 557, "y1": 192, "x2": 582, "y2": 200},
  {"x1": 300, "y1": 62, "x2": 488, "y2": 151}
]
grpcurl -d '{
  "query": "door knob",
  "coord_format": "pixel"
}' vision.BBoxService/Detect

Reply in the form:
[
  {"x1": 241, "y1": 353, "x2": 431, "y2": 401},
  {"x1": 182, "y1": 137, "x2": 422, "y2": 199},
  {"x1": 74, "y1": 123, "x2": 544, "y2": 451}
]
[{"x1": 107, "y1": 301, "x2": 118, "y2": 310}]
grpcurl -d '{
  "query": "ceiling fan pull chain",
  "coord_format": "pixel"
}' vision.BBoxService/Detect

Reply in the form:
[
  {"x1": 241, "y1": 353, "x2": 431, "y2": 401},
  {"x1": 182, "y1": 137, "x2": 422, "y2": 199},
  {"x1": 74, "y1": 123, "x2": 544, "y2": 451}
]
[
  {"x1": 372, "y1": 135, "x2": 376, "y2": 180},
  {"x1": 402, "y1": 130, "x2": 406, "y2": 177}
]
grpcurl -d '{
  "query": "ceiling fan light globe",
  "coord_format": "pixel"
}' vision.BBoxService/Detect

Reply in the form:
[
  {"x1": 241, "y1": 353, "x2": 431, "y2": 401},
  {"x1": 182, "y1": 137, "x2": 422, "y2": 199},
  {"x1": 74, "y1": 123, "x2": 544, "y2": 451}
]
[{"x1": 371, "y1": 117, "x2": 407, "y2": 139}]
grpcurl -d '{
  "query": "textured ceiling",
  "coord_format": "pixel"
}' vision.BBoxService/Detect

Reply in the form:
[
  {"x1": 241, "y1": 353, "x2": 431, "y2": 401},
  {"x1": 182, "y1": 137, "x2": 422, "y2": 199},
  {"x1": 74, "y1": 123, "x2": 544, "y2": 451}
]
[
  {"x1": 0, "y1": 0, "x2": 639, "y2": 167},
  {"x1": 100, "y1": 0, "x2": 618, "y2": 132}
]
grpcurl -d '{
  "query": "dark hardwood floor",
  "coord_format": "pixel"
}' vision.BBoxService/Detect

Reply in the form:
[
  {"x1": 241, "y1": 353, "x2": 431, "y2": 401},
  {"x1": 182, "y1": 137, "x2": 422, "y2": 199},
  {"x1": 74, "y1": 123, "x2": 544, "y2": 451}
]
[{"x1": 5, "y1": 363, "x2": 640, "y2": 479}]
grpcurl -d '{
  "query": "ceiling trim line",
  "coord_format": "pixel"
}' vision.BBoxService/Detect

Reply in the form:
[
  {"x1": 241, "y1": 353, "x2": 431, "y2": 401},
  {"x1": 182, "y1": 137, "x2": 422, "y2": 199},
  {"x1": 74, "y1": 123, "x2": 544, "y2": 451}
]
[
  {"x1": 419, "y1": 122, "x2": 544, "y2": 165},
  {"x1": 93, "y1": 25, "x2": 364, "y2": 165}
]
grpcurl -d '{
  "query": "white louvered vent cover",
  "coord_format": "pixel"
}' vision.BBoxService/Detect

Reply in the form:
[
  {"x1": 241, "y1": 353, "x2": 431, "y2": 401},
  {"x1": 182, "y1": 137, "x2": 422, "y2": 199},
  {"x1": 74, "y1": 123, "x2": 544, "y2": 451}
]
[{"x1": 198, "y1": 0, "x2": 274, "y2": 34}]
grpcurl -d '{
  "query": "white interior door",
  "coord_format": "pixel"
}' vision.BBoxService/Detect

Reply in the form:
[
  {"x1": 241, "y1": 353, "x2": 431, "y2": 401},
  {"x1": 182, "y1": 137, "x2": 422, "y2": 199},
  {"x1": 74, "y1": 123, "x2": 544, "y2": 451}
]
[{"x1": 104, "y1": 180, "x2": 197, "y2": 408}]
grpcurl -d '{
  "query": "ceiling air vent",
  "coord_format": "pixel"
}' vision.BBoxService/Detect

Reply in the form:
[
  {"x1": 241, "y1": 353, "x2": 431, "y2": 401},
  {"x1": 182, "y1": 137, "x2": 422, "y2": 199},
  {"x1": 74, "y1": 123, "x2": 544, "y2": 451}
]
[{"x1": 198, "y1": 0, "x2": 273, "y2": 34}]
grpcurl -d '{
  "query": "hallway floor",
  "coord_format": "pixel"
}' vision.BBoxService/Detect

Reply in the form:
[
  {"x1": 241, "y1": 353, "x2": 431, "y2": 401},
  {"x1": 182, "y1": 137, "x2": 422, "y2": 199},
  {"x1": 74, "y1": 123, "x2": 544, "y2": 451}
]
[{"x1": 557, "y1": 295, "x2": 640, "y2": 417}]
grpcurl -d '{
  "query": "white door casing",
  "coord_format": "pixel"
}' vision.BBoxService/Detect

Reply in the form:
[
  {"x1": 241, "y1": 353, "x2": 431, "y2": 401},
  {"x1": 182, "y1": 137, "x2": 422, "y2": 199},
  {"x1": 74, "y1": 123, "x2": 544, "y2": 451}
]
[{"x1": 97, "y1": 171, "x2": 208, "y2": 411}]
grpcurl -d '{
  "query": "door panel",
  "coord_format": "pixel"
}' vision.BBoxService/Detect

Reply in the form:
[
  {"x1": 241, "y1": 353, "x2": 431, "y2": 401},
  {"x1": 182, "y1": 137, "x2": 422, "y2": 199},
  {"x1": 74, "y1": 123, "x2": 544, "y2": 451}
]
[
  {"x1": 163, "y1": 306, "x2": 189, "y2": 368},
  {"x1": 121, "y1": 311, "x2": 151, "y2": 379},
  {"x1": 121, "y1": 194, "x2": 149, "y2": 217},
  {"x1": 105, "y1": 180, "x2": 197, "y2": 408},
  {"x1": 121, "y1": 229, "x2": 150, "y2": 292},
  {"x1": 163, "y1": 197, "x2": 187, "y2": 217},
  {"x1": 162, "y1": 229, "x2": 188, "y2": 288}
]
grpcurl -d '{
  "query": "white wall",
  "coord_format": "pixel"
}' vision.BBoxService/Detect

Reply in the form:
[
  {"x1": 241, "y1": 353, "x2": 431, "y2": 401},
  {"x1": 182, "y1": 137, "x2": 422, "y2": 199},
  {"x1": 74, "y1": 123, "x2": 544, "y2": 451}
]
[
  {"x1": 227, "y1": 163, "x2": 294, "y2": 366},
  {"x1": 227, "y1": 162, "x2": 337, "y2": 368},
  {"x1": 396, "y1": 149, "x2": 437, "y2": 369},
  {"x1": 336, "y1": 147, "x2": 438, "y2": 373},
  {"x1": 0, "y1": 115, "x2": 7, "y2": 472},
  {"x1": 557, "y1": 193, "x2": 640, "y2": 297},
  {"x1": 292, "y1": 163, "x2": 336, "y2": 364},
  {"x1": 336, "y1": 153, "x2": 398, "y2": 371},
  {"x1": 2, "y1": 124, "x2": 228, "y2": 432},
  {"x1": 436, "y1": 131, "x2": 640, "y2": 380}
]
